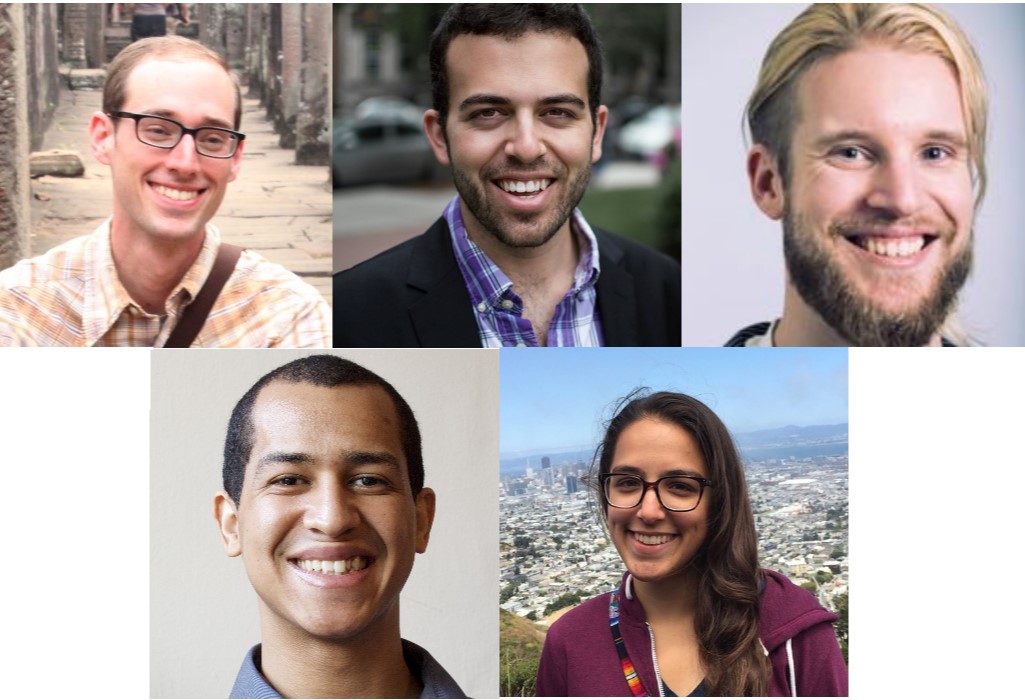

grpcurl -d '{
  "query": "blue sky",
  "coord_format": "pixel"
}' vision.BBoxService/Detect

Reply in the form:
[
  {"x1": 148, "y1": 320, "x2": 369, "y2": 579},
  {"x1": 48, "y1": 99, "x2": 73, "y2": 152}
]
[{"x1": 500, "y1": 347, "x2": 848, "y2": 456}]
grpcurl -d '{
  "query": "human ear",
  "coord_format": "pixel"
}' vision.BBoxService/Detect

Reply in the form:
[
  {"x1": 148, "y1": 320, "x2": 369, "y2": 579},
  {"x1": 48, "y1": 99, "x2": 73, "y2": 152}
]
[
  {"x1": 747, "y1": 144, "x2": 785, "y2": 220},
  {"x1": 214, "y1": 490, "x2": 242, "y2": 557},
  {"x1": 89, "y1": 112, "x2": 115, "y2": 166},
  {"x1": 423, "y1": 110, "x2": 452, "y2": 167},
  {"x1": 590, "y1": 105, "x2": 609, "y2": 163},
  {"x1": 413, "y1": 487, "x2": 436, "y2": 554}
]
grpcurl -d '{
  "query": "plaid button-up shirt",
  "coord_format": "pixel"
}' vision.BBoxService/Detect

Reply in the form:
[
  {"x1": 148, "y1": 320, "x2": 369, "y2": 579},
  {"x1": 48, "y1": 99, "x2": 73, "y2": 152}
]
[
  {"x1": 445, "y1": 196, "x2": 604, "y2": 348},
  {"x1": 0, "y1": 220, "x2": 331, "y2": 347}
]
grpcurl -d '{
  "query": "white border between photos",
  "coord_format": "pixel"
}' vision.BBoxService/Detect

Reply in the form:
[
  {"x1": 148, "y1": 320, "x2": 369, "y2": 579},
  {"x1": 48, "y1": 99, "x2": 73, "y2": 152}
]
[
  {"x1": 850, "y1": 347, "x2": 1020, "y2": 696},
  {"x1": 3, "y1": 349, "x2": 150, "y2": 695}
]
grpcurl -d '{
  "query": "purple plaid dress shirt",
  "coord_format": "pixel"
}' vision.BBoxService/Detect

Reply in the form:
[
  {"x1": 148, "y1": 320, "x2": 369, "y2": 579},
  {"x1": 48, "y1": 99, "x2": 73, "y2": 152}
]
[{"x1": 444, "y1": 196, "x2": 604, "y2": 347}]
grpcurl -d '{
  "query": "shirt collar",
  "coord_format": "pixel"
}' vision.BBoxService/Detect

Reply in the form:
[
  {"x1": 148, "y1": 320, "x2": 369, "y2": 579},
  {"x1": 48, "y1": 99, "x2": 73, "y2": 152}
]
[
  {"x1": 229, "y1": 642, "x2": 467, "y2": 699},
  {"x1": 229, "y1": 645, "x2": 280, "y2": 699},
  {"x1": 444, "y1": 195, "x2": 601, "y2": 309},
  {"x1": 80, "y1": 219, "x2": 219, "y2": 346}
]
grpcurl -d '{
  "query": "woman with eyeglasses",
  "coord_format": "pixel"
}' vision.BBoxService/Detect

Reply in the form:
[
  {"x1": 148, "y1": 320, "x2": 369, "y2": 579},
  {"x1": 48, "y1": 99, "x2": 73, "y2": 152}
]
[{"x1": 535, "y1": 392, "x2": 848, "y2": 696}]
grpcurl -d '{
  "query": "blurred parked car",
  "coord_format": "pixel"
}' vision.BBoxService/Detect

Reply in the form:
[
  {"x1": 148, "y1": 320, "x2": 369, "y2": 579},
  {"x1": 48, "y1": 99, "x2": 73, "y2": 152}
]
[
  {"x1": 353, "y1": 96, "x2": 424, "y2": 123},
  {"x1": 334, "y1": 98, "x2": 449, "y2": 187},
  {"x1": 615, "y1": 104, "x2": 681, "y2": 160},
  {"x1": 610, "y1": 96, "x2": 657, "y2": 129}
]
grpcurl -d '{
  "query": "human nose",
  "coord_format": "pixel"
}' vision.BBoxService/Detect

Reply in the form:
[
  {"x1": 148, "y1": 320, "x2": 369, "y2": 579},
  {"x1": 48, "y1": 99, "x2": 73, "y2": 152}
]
[
  {"x1": 164, "y1": 132, "x2": 201, "y2": 174},
  {"x1": 504, "y1": 113, "x2": 547, "y2": 163},
  {"x1": 636, "y1": 482, "x2": 666, "y2": 522},
  {"x1": 303, "y1": 481, "x2": 359, "y2": 537},
  {"x1": 865, "y1": 155, "x2": 923, "y2": 217}
]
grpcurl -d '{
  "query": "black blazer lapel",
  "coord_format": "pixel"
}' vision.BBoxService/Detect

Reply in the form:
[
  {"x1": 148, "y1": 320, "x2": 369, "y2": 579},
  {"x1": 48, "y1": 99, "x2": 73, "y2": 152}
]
[
  {"x1": 594, "y1": 230, "x2": 639, "y2": 346},
  {"x1": 406, "y1": 219, "x2": 483, "y2": 347}
]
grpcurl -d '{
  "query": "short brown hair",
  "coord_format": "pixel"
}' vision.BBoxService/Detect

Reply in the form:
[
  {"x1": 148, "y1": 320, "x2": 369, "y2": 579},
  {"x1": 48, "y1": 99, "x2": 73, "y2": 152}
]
[
  {"x1": 746, "y1": 3, "x2": 988, "y2": 204},
  {"x1": 103, "y1": 36, "x2": 242, "y2": 130}
]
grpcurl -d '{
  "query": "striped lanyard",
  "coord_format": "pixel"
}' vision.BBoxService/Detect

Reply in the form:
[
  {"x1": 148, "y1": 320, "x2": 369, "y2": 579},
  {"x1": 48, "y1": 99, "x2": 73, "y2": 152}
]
[{"x1": 609, "y1": 584, "x2": 650, "y2": 697}]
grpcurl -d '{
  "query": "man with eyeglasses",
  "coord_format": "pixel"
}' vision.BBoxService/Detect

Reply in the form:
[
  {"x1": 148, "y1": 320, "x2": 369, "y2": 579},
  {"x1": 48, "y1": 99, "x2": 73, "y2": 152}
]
[{"x1": 0, "y1": 36, "x2": 331, "y2": 347}]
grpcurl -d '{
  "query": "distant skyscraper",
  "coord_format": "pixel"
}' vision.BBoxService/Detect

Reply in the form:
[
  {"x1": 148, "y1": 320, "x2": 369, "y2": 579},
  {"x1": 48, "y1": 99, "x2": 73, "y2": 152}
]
[
  {"x1": 542, "y1": 456, "x2": 551, "y2": 471},
  {"x1": 566, "y1": 474, "x2": 578, "y2": 494}
]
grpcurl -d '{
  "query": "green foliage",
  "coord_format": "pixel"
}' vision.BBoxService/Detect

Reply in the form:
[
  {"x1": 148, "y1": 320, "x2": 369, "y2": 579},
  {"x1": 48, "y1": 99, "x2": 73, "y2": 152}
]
[
  {"x1": 501, "y1": 653, "x2": 538, "y2": 698},
  {"x1": 815, "y1": 570, "x2": 833, "y2": 584},
  {"x1": 584, "y1": 4, "x2": 672, "y2": 88},
  {"x1": 526, "y1": 611, "x2": 537, "y2": 621},
  {"x1": 799, "y1": 580, "x2": 817, "y2": 593},
  {"x1": 500, "y1": 582, "x2": 520, "y2": 604},
  {"x1": 543, "y1": 590, "x2": 584, "y2": 616},
  {"x1": 500, "y1": 610, "x2": 543, "y2": 697},
  {"x1": 833, "y1": 592, "x2": 849, "y2": 666},
  {"x1": 830, "y1": 548, "x2": 846, "y2": 559},
  {"x1": 654, "y1": 155, "x2": 680, "y2": 261},
  {"x1": 580, "y1": 187, "x2": 662, "y2": 249}
]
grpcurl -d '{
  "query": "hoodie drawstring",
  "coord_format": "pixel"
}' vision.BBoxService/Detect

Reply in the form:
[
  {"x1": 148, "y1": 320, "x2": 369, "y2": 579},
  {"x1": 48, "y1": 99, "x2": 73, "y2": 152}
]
[{"x1": 786, "y1": 637, "x2": 796, "y2": 697}]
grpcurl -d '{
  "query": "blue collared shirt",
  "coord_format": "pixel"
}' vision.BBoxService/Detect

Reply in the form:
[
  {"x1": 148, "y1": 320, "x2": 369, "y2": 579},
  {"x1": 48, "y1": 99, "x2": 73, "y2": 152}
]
[
  {"x1": 445, "y1": 195, "x2": 604, "y2": 347},
  {"x1": 229, "y1": 640, "x2": 468, "y2": 699}
]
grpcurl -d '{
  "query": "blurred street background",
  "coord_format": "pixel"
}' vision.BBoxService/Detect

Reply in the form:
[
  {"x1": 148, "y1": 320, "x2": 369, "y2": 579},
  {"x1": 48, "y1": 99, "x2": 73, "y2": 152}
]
[{"x1": 333, "y1": 3, "x2": 681, "y2": 273}]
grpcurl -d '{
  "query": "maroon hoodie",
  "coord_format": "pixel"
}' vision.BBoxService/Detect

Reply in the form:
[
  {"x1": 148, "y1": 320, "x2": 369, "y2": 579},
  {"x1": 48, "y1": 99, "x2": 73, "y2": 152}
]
[{"x1": 535, "y1": 569, "x2": 848, "y2": 696}]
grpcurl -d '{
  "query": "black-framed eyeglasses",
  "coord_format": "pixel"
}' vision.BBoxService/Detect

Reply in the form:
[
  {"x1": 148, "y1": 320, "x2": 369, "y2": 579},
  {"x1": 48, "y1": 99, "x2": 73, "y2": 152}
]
[
  {"x1": 107, "y1": 111, "x2": 245, "y2": 158},
  {"x1": 600, "y1": 472, "x2": 713, "y2": 512}
]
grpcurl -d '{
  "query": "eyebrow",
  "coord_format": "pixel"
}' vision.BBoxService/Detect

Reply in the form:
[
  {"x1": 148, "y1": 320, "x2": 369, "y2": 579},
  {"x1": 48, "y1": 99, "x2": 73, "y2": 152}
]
[
  {"x1": 813, "y1": 128, "x2": 968, "y2": 150},
  {"x1": 923, "y1": 130, "x2": 969, "y2": 149},
  {"x1": 253, "y1": 451, "x2": 314, "y2": 475},
  {"x1": 609, "y1": 466, "x2": 706, "y2": 479},
  {"x1": 343, "y1": 450, "x2": 404, "y2": 473},
  {"x1": 458, "y1": 93, "x2": 587, "y2": 112},
  {"x1": 539, "y1": 94, "x2": 587, "y2": 110},
  {"x1": 145, "y1": 108, "x2": 234, "y2": 130},
  {"x1": 252, "y1": 450, "x2": 404, "y2": 476}
]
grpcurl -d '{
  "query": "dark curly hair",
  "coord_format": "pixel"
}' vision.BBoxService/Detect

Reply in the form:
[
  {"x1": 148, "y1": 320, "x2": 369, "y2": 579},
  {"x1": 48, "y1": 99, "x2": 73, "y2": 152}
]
[{"x1": 429, "y1": 3, "x2": 604, "y2": 132}]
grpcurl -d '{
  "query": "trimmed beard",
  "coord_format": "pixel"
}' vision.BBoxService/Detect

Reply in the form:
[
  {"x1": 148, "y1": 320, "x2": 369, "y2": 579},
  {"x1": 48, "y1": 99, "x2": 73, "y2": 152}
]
[
  {"x1": 449, "y1": 152, "x2": 593, "y2": 249},
  {"x1": 783, "y1": 210, "x2": 972, "y2": 346}
]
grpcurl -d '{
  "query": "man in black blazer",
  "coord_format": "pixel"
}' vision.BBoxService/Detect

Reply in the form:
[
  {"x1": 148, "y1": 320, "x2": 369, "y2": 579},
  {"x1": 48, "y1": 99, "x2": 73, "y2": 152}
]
[{"x1": 333, "y1": 5, "x2": 680, "y2": 348}]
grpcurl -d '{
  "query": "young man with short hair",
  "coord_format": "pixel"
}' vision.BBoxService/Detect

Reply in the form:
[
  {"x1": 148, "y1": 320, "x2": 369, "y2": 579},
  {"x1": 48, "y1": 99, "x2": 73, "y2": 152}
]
[
  {"x1": 0, "y1": 36, "x2": 330, "y2": 347},
  {"x1": 215, "y1": 355, "x2": 466, "y2": 699},
  {"x1": 334, "y1": 4, "x2": 680, "y2": 348}
]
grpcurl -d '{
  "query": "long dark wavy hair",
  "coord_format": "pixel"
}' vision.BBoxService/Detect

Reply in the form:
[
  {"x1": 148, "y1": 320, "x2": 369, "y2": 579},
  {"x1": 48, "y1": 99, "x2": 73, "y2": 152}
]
[{"x1": 591, "y1": 391, "x2": 771, "y2": 696}]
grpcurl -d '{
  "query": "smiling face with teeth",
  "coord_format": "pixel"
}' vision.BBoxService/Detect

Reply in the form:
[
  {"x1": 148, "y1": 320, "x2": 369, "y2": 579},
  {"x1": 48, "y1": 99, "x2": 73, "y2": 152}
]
[
  {"x1": 90, "y1": 57, "x2": 243, "y2": 249},
  {"x1": 424, "y1": 31, "x2": 607, "y2": 251},
  {"x1": 750, "y1": 44, "x2": 975, "y2": 346},
  {"x1": 214, "y1": 381, "x2": 435, "y2": 646},
  {"x1": 604, "y1": 418, "x2": 710, "y2": 590}
]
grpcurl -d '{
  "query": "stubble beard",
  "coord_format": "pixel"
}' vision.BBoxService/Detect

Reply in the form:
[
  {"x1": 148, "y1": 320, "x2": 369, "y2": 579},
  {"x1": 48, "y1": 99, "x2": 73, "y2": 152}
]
[
  {"x1": 450, "y1": 152, "x2": 593, "y2": 249},
  {"x1": 783, "y1": 209, "x2": 972, "y2": 346}
]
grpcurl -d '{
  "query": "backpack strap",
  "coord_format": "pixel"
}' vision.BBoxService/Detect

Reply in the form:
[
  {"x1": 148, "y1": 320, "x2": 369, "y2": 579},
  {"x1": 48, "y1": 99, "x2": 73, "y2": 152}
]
[{"x1": 163, "y1": 243, "x2": 244, "y2": 348}]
